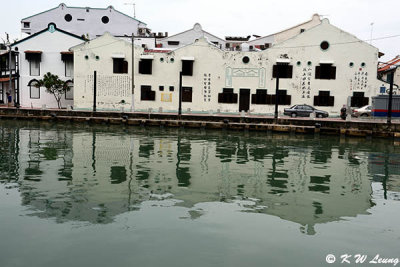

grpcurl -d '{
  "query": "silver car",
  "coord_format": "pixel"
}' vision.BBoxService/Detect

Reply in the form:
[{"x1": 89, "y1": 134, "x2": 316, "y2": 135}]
[{"x1": 352, "y1": 105, "x2": 372, "y2": 117}]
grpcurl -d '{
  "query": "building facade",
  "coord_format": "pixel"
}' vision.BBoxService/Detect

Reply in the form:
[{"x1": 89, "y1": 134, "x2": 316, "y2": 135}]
[
  {"x1": 11, "y1": 24, "x2": 85, "y2": 109},
  {"x1": 73, "y1": 19, "x2": 382, "y2": 116},
  {"x1": 21, "y1": 3, "x2": 148, "y2": 39}
]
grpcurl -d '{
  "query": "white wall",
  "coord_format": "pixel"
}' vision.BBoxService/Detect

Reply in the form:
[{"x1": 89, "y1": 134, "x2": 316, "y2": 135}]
[
  {"x1": 13, "y1": 25, "x2": 84, "y2": 108},
  {"x1": 21, "y1": 3, "x2": 146, "y2": 39}
]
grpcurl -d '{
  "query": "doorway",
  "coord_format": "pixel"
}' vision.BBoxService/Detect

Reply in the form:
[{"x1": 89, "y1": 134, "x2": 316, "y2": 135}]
[{"x1": 239, "y1": 89, "x2": 250, "y2": 112}]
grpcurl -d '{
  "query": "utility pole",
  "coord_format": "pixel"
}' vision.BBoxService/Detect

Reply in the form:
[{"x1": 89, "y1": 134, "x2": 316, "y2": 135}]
[
  {"x1": 124, "y1": 3, "x2": 136, "y2": 18},
  {"x1": 274, "y1": 68, "x2": 280, "y2": 121},
  {"x1": 387, "y1": 69, "x2": 394, "y2": 125},
  {"x1": 131, "y1": 33, "x2": 135, "y2": 112},
  {"x1": 6, "y1": 33, "x2": 12, "y2": 107},
  {"x1": 178, "y1": 71, "x2": 183, "y2": 117},
  {"x1": 93, "y1": 71, "x2": 97, "y2": 112}
]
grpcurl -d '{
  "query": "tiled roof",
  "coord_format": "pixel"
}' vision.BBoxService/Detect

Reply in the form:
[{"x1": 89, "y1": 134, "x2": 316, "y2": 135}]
[{"x1": 378, "y1": 56, "x2": 400, "y2": 72}]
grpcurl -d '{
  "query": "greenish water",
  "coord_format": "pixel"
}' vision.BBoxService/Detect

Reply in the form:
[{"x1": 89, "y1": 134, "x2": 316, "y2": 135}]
[{"x1": 0, "y1": 120, "x2": 399, "y2": 267}]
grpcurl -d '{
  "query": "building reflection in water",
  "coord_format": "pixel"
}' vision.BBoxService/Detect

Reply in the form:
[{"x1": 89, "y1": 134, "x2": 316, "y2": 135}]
[{"x1": 0, "y1": 121, "x2": 399, "y2": 234}]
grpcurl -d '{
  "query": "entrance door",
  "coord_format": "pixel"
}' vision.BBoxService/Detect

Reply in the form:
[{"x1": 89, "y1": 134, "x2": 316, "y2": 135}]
[{"x1": 239, "y1": 89, "x2": 250, "y2": 112}]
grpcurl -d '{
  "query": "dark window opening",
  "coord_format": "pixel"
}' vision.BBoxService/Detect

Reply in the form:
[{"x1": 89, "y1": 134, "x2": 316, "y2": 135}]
[
  {"x1": 167, "y1": 41, "x2": 179, "y2": 45},
  {"x1": 169, "y1": 86, "x2": 174, "y2": 91},
  {"x1": 268, "y1": 90, "x2": 291, "y2": 105},
  {"x1": 182, "y1": 87, "x2": 192, "y2": 102},
  {"x1": 272, "y1": 64, "x2": 293, "y2": 79},
  {"x1": 141, "y1": 85, "x2": 155, "y2": 101},
  {"x1": 351, "y1": 92, "x2": 369, "y2": 107},
  {"x1": 212, "y1": 41, "x2": 219, "y2": 46},
  {"x1": 159, "y1": 86, "x2": 164, "y2": 91},
  {"x1": 24, "y1": 22, "x2": 30, "y2": 28},
  {"x1": 102, "y1": 16, "x2": 109, "y2": 24},
  {"x1": 181, "y1": 60, "x2": 193, "y2": 76},
  {"x1": 315, "y1": 64, "x2": 336, "y2": 80},
  {"x1": 65, "y1": 14, "x2": 72, "y2": 22},
  {"x1": 139, "y1": 59, "x2": 153, "y2": 74},
  {"x1": 113, "y1": 58, "x2": 128, "y2": 74},
  {"x1": 300, "y1": 29, "x2": 305, "y2": 33},
  {"x1": 320, "y1": 41, "x2": 329, "y2": 50},
  {"x1": 242, "y1": 56, "x2": 250, "y2": 64},
  {"x1": 251, "y1": 89, "x2": 268, "y2": 104},
  {"x1": 314, "y1": 91, "x2": 334, "y2": 106},
  {"x1": 218, "y1": 88, "x2": 238, "y2": 103},
  {"x1": 225, "y1": 43, "x2": 230, "y2": 49}
]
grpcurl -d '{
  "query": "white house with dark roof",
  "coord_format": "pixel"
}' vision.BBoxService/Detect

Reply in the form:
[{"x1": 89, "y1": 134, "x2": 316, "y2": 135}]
[
  {"x1": 157, "y1": 23, "x2": 226, "y2": 49},
  {"x1": 11, "y1": 23, "x2": 85, "y2": 108},
  {"x1": 21, "y1": 3, "x2": 148, "y2": 39}
]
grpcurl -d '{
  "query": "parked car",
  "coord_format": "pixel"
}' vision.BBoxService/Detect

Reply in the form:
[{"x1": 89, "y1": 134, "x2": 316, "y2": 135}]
[
  {"x1": 351, "y1": 105, "x2": 372, "y2": 117},
  {"x1": 284, "y1": 104, "x2": 329, "y2": 118}
]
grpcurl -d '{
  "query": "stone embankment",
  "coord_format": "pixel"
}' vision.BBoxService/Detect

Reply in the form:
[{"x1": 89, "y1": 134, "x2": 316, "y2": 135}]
[{"x1": 1, "y1": 107, "x2": 399, "y2": 138}]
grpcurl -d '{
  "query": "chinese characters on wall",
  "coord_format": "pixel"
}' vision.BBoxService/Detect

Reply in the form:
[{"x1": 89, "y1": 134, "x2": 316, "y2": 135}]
[
  {"x1": 203, "y1": 73, "x2": 211, "y2": 102},
  {"x1": 350, "y1": 70, "x2": 368, "y2": 91},
  {"x1": 300, "y1": 67, "x2": 312, "y2": 99}
]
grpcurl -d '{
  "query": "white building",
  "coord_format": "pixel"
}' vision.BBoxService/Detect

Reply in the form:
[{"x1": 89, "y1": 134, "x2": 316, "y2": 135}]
[
  {"x1": 157, "y1": 23, "x2": 226, "y2": 50},
  {"x1": 247, "y1": 14, "x2": 322, "y2": 50},
  {"x1": 73, "y1": 18, "x2": 382, "y2": 116},
  {"x1": 11, "y1": 23, "x2": 85, "y2": 108},
  {"x1": 21, "y1": 3, "x2": 148, "y2": 39}
]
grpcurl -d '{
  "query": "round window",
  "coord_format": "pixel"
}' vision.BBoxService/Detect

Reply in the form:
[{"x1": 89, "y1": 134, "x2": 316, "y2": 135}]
[
  {"x1": 242, "y1": 56, "x2": 250, "y2": 64},
  {"x1": 84, "y1": 55, "x2": 89, "y2": 60},
  {"x1": 320, "y1": 41, "x2": 329, "y2": 51},
  {"x1": 296, "y1": 61, "x2": 301, "y2": 66},
  {"x1": 170, "y1": 58, "x2": 174, "y2": 63},
  {"x1": 349, "y1": 62, "x2": 354, "y2": 67},
  {"x1": 160, "y1": 58, "x2": 164, "y2": 62},
  {"x1": 307, "y1": 61, "x2": 312, "y2": 66},
  {"x1": 361, "y1": 62, "x2": 366, "y2": 67},
  {"x1": 95, "y1": 55, "x2": 100, "y2": 60},
  {"x1": 101, "y1": 16, "x2": 109, "y2": 24},
  {"x1": 65, "y1": 14, "x2": 72, "y2": 22}
]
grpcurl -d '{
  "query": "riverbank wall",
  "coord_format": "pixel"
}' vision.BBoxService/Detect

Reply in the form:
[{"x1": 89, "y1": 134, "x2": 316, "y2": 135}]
[{"x1": 1, "y1": 107, "x2": 400, "y2": 138}]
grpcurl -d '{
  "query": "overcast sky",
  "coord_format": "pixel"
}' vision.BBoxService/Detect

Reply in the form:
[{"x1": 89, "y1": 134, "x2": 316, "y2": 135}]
[{"x1": 1, "y1": 0, "x2": 399, "y2": 61}]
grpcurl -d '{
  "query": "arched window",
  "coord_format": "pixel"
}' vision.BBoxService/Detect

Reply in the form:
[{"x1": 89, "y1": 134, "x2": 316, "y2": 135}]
[
  {"x1": 65, "y1": 80, "x2": 73, "y2": 100},
  {"x1": 28, "y1": 79, "x2": 40, "y2": 99}
]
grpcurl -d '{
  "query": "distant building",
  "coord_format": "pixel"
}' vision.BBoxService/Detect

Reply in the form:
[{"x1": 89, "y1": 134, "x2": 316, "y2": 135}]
[
  {"x1": 11, "y1": 23, "x2": 85, "y2": 108},
  {"x1": 157, "y1": 23, "x2": 226, "y2": 49},
  {"x1": 20, "y1": 3, "x2": 148, "y2": 39},
  {"x1": 247, "y1": 14, "x2": 322, "y2": 50},
  {"x1": 378, "y1": 55, "x2": 400, "y2": 95}
]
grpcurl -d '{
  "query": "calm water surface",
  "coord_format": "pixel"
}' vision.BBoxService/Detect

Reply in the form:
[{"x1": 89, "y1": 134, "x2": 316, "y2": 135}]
[{"x1": 0, "y1": 120, "x2": 399, "y2": 267}]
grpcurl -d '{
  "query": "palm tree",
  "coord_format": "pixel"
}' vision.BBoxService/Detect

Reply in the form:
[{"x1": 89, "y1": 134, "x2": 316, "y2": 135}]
[{"x1": 36, "y1": 72, "x2": 70, "y2": 109}]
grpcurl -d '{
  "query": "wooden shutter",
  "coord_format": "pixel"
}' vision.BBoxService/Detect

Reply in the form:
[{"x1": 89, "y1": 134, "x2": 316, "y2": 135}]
[{"x1": 315, "y1": 66, "x2": 321, "y2": 79}]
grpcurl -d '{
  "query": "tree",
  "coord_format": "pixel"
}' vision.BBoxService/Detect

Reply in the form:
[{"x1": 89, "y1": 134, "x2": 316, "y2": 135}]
[{"x1": 36, "y1": 72, "x2": 70, "y2": 109}]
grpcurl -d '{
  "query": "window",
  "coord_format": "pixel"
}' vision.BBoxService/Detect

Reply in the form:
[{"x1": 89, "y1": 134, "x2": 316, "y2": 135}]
[
  {"x1": 159, "y1": 86, "x2": 164, "y2": 91},
  {"x1": 242, "y1": 56, "x2": 250, "y2": 64},
  {"x1": 102, "y1": 16, "x2": 109, "y2": 24},
  {"x1": 64, "y1": 60, "x2": 73, "y2": 77},
  {"x1": 28, "y1": 79, "x2": 40, "y2": 99},
  {"x1": 113, "y1": 58, "x2": 128, "y2": 74},
  {"x1": 23, "y1": 22, "x2": 30, "y2": 28},
  {"x1": 218, "y1": 88, "x2": 238, "y2": 103},
  {"x1": 167, "y1": 41, "x2": 180, "y2": 46},
  {"x1": 314, "y1": 91, "x2": 334, "y2": 106},
  {"x1": 141, "y1": 85, "x2": 155, "y2": 101},
  {"x1": 30, "y1": 59, "x2": 40, "y2": 76},
  {"x1": 251, "y1": 89, "x2": 268, "y2": 104},
  {"x1": 315, "y1": 64, "x2": 336, "y2": 80},
  {"x1": 320, "y1": 41, "x2": 329, "y2": 51},
  {"x1": 65, "y1": 14, "x2": 72, "y2": 22},
  {"x1": 351, "y1": 92, "x2": 369, "y2": 107},
  {"x1": 139, "y1": 59, "x2": 152, "y2": 74},
  {"x1": 212, "y1": 41, "x2": 219, "y2": 46},
  {"x1": 272, "y1": 64, "x2": 293, "y2": 79},
  {"x1": 181, "y1": 60, "x2": 193, "y2": 76},
  {"x1": 268, "y1": 90, "x2": 291, "y2": 105},
  {"x1": 65, "y1": 81, "x2": 73, "y2": 100},
  {"x1": 169, "y1": 86, "x2": 174, "y2": 92},
  {"x1": 182, "y1": 87, "x2": 192, "y2": 102}
]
